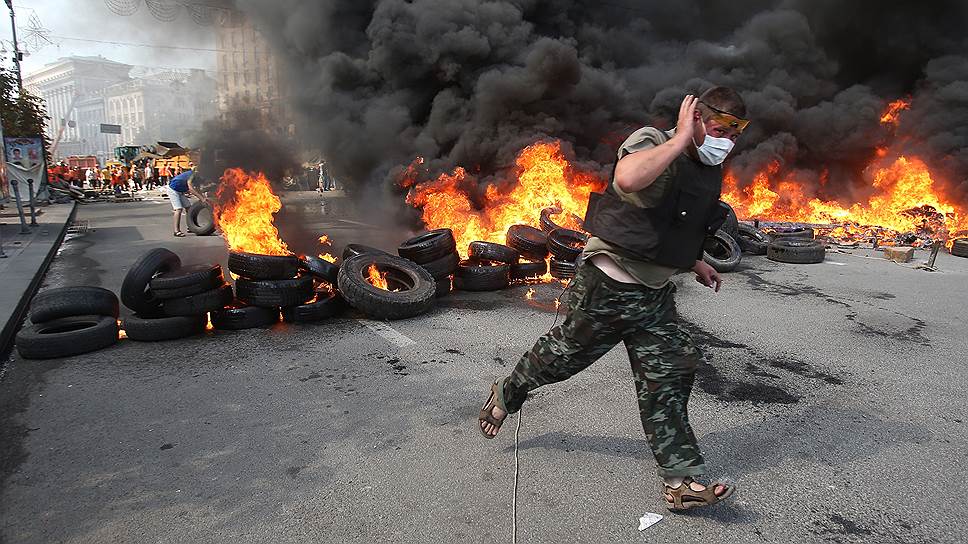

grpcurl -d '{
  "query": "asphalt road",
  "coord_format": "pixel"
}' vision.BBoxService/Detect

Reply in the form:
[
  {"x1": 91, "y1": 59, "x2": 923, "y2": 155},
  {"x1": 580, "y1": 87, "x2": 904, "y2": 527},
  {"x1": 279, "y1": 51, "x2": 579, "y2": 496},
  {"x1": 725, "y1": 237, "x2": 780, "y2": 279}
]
[{"x1": 2, "y1": 192, "x2": 967, "y2": 544}]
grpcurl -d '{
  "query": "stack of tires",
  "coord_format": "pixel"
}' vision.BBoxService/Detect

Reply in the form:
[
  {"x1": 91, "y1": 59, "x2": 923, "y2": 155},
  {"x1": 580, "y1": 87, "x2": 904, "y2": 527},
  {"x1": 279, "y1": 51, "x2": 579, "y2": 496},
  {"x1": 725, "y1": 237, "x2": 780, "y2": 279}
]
[
  {"x1": 397, "y1": 229, "x2": 460, "y2": 297},
  {"x1": 952, "y1": 238, "x2": 968, "y2": 259},
  {"x1": 16, "y1": 287, "x2": 120, "y2": 359},
  {"x1": 701, "y1": 205, "x2": 743, "y2": 273},
  {"x1": 120, "y1": 249, "x2": 228, "y2": 341},
  {"x1": 546, "y1": 228, "x2": 588, "y2": 280},
  {"x1": 226, "y1": 251, "x2": 323, "y2": 327},
  {"x1": 766, "y1": 228, "x2": 826, "y2": 264},
  {"x1": 452, "y1": 242, "x2": 516, "y2": 291},
  {"x1": 506, "y1": 224, "x2": 553, "y2": 282}
]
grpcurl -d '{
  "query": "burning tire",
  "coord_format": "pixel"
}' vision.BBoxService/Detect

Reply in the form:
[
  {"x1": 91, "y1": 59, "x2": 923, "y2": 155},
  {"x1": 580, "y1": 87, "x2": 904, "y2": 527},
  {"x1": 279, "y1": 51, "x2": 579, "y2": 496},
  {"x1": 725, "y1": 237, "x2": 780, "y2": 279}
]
[
  {"x1": 397, "y1": 229, "x2": 457, "y2": 263},
  {"x1": 123, "y1": 313, "x2": 207, "y2": 342},
  {"x1": 16, "y1": 315, "x2": 119, "y2": 360},
  {"x1": 228, "y1": 251, "x2": 300, "y2": 281},
  {"x1": 454, "y1": 259, "x2": 510, "y2": 291},
  {"x1": 338, "y1": 254, "x2": 437, "y2": 320},
  {"x1": 771, "y1": 227, "x2": 815, "y2": 241},
  {"x1": 186, "y1": 201, "x2": 216, "y2": 236},
  {"x1": 342, "y1": 244, "x2": 388, "y2": 262},
  {"x1": 951, "y1": 238, "x2": 968, "y2": 258},
  {"x1": 121, "y1": 248, "x2": 182, "y2": 315},
  {"x1": 468, "y1": 241, "x2": 520, "y2": 264},
  {"x1": 510, "y1": 259, "x2": 548, "y2": 281},
  {"x1": 736, "y1": 223, "x2": 769, "y2": 256},
  {"x1": 236, "y1": 275, "x2": 315, "y2": 308},
  {"x1": 211, "y1": 303, "x2": 280, "y2": 330},
  {"x1": 507, "y1": 225, "x2": 549, "y2": 261},
  {"x1": 549, "y1": 257, "x2": 577, "y2": 280},
  {"x1": 162, "y1": 284, "x2": 234, "y2": 316},
  {"x1": 702, "y1": 230, "x2": 743, "y2": 272},
  {"x1": 540, "y1": 206, "x2": 565, "y2": 233},
  {"x1": 299, "y1": 255, "x2": 340, "y2": 284},
  {"x1": 767, "y1": 239, "x2": 826, "y2": 264},
  {"x1": 150, "y1": 264, "x2": 224, "y2": 291},
  {"x1": 29, "y1": 286, "x2": 119, "y2": 324},
  {"x1": 547, "y1": 228, "x2": 588, "y2": 262},
  {"x1": 282, "y1": 290, "x2": 346, "y2": 323}
]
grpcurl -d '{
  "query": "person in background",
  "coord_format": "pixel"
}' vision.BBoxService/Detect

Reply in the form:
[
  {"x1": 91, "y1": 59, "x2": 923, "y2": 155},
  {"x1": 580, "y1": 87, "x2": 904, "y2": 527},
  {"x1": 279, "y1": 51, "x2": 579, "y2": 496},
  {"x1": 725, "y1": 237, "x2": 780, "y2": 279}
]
[
  {"x1": 144, "y1": 163, "x2": 155, "y2": 190},
  {"x1": 167, "y1": 167, "x2": 208, "y2": 237},
  {"x1": 159, "y1": 163, "x2": 171, "y2": 187},
  {"x1": 131, "y1": 164, "x2": 143, "y2": 192},
  {"x1": 85, "y1": 167, "x2": 96, "y2": 189}
]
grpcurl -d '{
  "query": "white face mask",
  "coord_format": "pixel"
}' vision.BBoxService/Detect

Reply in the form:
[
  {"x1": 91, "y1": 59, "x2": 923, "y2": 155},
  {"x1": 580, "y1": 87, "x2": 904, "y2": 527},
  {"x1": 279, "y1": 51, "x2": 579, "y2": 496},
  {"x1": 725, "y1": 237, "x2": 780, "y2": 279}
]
[{"x1": 693, "y1": 132, "x2": 735, "y2": 166}]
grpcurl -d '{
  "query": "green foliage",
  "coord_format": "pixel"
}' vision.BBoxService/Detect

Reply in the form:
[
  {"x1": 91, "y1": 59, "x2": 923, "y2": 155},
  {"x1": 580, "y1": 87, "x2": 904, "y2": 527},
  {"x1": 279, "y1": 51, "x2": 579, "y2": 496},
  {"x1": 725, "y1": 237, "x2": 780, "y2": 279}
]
[{"x1": 0, "y1": 60, "x2": 50, "y2": 159}]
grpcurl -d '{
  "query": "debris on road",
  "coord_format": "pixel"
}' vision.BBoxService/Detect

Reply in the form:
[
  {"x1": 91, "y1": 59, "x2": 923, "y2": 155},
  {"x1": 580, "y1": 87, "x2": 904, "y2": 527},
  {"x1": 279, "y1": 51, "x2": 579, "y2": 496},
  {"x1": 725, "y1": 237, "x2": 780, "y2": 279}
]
[
  {"x1": 883, "y1": 246, "x2": 915, "y2": 263},
  {"x1": 637, "y1": 512, "x2": 663, "y2": 531}
]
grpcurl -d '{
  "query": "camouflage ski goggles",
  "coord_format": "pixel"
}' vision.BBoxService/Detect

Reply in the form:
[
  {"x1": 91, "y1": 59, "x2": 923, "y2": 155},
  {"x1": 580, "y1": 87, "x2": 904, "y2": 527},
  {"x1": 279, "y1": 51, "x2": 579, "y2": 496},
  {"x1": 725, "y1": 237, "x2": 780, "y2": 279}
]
[{"x1": 700, "y1": 101, "x2": 750, "y2": 132}]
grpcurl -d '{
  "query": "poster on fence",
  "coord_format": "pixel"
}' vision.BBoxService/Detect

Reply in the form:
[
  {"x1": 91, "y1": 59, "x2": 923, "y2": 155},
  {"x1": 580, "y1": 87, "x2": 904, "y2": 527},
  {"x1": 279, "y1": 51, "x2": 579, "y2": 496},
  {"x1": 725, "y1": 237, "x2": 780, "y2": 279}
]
[{"x1": 3, "y1": 136, "x2": 49, "y2": 201}]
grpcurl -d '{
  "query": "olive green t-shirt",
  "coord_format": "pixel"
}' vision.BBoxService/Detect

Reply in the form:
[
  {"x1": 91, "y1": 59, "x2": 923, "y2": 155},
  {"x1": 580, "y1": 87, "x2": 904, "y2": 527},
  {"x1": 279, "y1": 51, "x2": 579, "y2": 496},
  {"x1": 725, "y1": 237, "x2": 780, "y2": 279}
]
[{"x1": 583, "y1": 126, "x2": 682, "y2": 288}]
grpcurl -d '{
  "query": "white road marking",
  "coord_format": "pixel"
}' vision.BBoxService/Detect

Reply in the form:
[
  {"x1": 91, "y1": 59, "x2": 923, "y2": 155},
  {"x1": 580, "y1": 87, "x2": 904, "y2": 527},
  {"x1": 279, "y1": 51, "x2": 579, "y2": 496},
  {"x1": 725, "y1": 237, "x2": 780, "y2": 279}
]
[
  {"x1": 824, "y1": 261, "x2": 847, "y2": 266},
  {"x1": 338, "y1": 219, "x2": 380, "y2": 228},
  {"x1": 362, "y1": 320, "x2": 415, "y2": 347}
]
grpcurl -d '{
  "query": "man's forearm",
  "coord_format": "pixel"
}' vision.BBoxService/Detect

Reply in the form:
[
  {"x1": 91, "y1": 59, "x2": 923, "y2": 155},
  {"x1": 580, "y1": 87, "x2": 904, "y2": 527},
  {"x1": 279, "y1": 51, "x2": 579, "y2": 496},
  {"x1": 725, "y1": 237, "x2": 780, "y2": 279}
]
[{"x1": 614, "y1": 135, "x2": 688, "y2": 193}]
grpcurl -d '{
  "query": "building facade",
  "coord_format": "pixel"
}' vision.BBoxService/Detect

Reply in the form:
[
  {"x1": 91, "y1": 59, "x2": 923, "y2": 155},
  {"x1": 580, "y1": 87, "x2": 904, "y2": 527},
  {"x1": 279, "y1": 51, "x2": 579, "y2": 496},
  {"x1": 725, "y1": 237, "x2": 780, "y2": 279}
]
[
  {"x1": 24, "y1": 56, "x2": 132, "y2": 160},
  {"x1": 215, "y1": 16, "x2": 289, "y2": 129}
]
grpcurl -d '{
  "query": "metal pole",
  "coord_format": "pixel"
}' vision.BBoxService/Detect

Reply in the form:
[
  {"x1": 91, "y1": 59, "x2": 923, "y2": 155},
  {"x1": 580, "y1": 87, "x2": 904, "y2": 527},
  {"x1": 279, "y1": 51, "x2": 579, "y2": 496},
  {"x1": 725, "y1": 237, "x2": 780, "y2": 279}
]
[
  {"x1": 5, "y1": 0, "x2": 22, "y2": 92},
  {"x1": 26, "y1": 177, "x2": 37, "y2": 225},
  {"x1": 10, "y1": 179, "x2": 28, "y2": 233},
  {"x1": 926, "y1": 240, "x2": 942, "y2": 269},
  {"x1": 0, "y1": 222, "x2": 7, "y2": 258}
]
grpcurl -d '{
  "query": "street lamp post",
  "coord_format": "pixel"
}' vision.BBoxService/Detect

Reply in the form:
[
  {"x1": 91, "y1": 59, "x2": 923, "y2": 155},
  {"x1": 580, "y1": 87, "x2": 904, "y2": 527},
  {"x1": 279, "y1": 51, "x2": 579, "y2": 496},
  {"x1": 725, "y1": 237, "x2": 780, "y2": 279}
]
[{"x1": 4, "y1": 0, "x2": 21, "y2": 92}]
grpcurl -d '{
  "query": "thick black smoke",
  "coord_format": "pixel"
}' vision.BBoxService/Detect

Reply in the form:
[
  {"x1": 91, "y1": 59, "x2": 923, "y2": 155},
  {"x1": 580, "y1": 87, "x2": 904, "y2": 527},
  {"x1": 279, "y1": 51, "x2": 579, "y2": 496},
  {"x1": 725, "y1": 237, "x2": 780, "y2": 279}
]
[{"x1": 232, "y1": 0, "x2": 968, "y2": 207}]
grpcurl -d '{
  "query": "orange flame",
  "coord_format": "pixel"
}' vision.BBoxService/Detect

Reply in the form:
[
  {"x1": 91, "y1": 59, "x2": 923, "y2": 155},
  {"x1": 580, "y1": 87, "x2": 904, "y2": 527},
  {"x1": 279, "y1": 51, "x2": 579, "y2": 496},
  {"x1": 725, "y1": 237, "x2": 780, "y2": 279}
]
[
  {"x1": 403, "y1": 141, "x2": 605, "y2": 255},
  {"x1": 319, "y1": 253, "x2": 338, "y2": 263},
  {"x1": 723, "y1": 156, "x2": 967, "y2": 245},
  {"x1": 215, "y1": 169, "x2": 291, "y2": 256},
  {"x1": 525, "y1": 288, "x2": 535, "y2": 300},
  {"x1": 880, "y1": 98, "x2": 911, "y2": 126},
  {"x1": 367, "y1": 264, "x2": 391, "y2": 291}
]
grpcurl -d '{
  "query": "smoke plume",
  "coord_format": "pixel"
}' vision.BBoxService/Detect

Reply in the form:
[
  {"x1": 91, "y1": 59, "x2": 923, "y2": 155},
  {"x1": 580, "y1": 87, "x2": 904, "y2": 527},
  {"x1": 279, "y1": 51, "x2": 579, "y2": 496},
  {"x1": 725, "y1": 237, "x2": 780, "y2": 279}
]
[{"x1": 231, "y1": 0, "x2": 968, "y2": 207}]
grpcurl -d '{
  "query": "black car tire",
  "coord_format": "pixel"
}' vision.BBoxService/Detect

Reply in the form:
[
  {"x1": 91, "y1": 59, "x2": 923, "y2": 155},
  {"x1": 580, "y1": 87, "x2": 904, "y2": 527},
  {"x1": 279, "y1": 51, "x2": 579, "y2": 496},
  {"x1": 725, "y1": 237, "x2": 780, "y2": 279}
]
[
  {"x1": 236, "y1": 275, "x2": 315, "y2": 308},
  {"x1": 418, "y1": 251, "x2": 460, "y2": 278},
  {"x1": 16, "y1": 315, "x2": 118, "y2": 359},
  {"x1": 342, "y1": 244, "x2": 388, "y2": 262},
  {"x1": 736, "y1": 223, "x2": 769, "y2": 256},
  {"x1": 123, "y1": 313, "x2": 206, "y2": 342},
  {"x1": 454, "y1": 259, "x2": 510, "y2": 291},
  {"x1": 282, "y1": 290, "x2": 346, "y2": 323},
  {"x1": 549, "y1": 257, "x2": 577, "y2": 279},
  {"x1": 150, "y1": 263, "x2": 223, "y2": 290},
  {"x1": 540, "y1": 206, "x2": 565, "y2": 233},
  {"x1": 152, "y1": 281, "x2": 221, "y2": 300},
  {"x1": 30, "y1": 286, "x2": 119, "y2": 324},
  {"x1": 767, "y1": 239, "x2": 826, "y2": 264},
  {"x1": 951, "y1": 238, "x2": 968, "y2": 258},
  {"x1": 162, "y1": 283, "x2": 234, "y2": 316},
  {"x1": 397, "y1": 229, "x2": 457, "y2": 263},
  {"x1": 338, "y1": 254, "x2": 437, "y2": 320},
  {"x1": 211, "y1": 303, "x2": 279, "y2": 330},
  {"x1": 703, "y1": 230, "x2": 743, "y2": 272},
  {"x1": 547, "y1": 228, "x2": 588, "y2": 262},
  {"x1": 228, "y1": 251, "x2": 299, "y2": 281},
  {"x1": 771, "y1": 227, "x2": 815, "y2": 241},
  {"x1": 506, "y1": 225, "x2": 549, "y2": 261},
  {"x1": 435, "y1": 276, "x2": 452, "y2": 297},
  {"x1": 299, "y1": 255, "x2": 340, "y2": 284},
  {"x1": 186, "y1": 201, "x2": 216, "y2": 236},
  {"x1": 510, "y1": 260, "x2": 548, "y2": 281},
  {"x1": 723, "y1": 204, "x2": 740, "y2": 240},
  {"x1": 468, "y1": 241, "x2": 519, "y2": 264},
  {"x1": 121, "y1": 248, "x2": 182, "y2": 314}
]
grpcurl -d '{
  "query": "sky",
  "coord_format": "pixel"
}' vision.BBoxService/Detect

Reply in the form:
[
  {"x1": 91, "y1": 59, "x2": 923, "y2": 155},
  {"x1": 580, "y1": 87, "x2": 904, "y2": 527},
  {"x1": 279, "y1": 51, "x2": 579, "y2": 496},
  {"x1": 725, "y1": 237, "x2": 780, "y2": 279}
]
[{"x1": 4, "y1": 0, "x2": 217, "y2": 76}]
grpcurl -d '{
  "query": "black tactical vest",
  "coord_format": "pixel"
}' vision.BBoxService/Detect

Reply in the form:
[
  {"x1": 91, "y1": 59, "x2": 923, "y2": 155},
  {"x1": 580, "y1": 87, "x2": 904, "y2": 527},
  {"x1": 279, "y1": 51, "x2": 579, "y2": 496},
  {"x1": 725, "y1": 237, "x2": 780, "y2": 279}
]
[{"x1": 583, "y1": 154, "x2": 725, "y2": 269}]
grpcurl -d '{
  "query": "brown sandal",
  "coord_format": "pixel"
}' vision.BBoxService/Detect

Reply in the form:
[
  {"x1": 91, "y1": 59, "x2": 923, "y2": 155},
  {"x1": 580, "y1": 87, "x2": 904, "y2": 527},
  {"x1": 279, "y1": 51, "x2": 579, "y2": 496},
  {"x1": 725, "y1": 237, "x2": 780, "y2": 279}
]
[
  {"x1": 663, "y1": 477, "x2": 735, "y2": 511},
  {"x1": 478, "y1": 381, "x2": 507, "y2": 439}
]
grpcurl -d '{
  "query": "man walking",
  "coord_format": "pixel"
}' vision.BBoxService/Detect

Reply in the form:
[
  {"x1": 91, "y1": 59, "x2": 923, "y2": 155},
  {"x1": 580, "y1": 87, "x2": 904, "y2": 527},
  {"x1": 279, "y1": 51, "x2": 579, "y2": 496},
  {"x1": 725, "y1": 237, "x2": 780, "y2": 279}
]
[{"x1": 479, "y1": 87, "x2": 748, "y2": 511}]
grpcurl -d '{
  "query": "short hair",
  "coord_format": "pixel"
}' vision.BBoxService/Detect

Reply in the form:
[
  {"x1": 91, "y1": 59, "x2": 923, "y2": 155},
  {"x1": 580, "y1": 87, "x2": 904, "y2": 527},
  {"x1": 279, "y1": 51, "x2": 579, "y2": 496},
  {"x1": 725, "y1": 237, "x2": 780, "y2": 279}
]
[{"x1": 699, "y1": 86, "x2": 746, "y2": 119}]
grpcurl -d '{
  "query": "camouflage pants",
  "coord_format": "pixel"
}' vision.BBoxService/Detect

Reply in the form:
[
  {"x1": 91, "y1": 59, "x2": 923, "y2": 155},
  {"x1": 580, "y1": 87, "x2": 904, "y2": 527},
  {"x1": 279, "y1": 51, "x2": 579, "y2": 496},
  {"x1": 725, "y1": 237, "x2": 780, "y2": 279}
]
[{"x1": 498, "y1": 262, "x2": 706, "y2": 478}]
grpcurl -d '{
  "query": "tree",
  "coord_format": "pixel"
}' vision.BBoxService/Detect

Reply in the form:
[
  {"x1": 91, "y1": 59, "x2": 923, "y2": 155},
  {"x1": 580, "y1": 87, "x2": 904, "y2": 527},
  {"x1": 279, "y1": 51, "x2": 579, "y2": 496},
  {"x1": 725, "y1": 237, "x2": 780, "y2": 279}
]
[{"x1": 0, "y1": 60, "x2": 50, "y2": 160}]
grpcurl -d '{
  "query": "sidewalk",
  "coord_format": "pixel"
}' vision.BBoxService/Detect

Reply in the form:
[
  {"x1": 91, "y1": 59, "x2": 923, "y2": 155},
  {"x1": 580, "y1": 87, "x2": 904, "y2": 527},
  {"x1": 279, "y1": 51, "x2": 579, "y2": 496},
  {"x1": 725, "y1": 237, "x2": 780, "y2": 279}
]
[{"x1": 0, "y1": 202, "x2": 77, "y2": 359}]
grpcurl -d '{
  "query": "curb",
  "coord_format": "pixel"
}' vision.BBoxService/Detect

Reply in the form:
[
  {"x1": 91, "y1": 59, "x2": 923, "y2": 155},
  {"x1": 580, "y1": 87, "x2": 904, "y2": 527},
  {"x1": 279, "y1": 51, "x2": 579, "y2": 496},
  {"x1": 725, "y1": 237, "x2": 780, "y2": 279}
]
[{"x1": 0, "y1": 202, "x2": 79, "y2": 360}]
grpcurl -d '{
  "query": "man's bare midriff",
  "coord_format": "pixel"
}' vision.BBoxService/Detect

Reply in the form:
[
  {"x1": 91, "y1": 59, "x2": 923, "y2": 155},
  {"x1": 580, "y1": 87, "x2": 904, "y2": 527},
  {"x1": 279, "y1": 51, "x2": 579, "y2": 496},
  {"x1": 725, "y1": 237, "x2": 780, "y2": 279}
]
[{"x1": 589, "y1": 253, "x2": 641, "y2": 284}]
